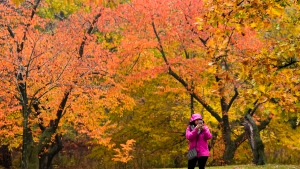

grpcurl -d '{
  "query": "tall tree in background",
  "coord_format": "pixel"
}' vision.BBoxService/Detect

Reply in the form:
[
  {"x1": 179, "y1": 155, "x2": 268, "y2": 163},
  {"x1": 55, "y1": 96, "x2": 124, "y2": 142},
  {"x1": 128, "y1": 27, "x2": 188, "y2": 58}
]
[{"x1": 0, "y1": 1, "x2": 134, "y2": 168}]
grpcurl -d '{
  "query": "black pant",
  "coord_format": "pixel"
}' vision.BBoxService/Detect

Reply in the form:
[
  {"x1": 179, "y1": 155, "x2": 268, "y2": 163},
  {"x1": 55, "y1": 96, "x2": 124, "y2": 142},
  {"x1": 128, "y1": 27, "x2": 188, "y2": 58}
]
[{"x1": 188, "y1": 156, "x2": 208, "y2": 169}]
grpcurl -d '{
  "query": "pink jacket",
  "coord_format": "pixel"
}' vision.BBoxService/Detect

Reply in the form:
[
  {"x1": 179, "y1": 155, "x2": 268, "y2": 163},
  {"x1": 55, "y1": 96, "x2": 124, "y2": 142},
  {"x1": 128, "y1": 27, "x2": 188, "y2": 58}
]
[{"x1": 186, "y1": 114, "x2": 212, "y2": 157}]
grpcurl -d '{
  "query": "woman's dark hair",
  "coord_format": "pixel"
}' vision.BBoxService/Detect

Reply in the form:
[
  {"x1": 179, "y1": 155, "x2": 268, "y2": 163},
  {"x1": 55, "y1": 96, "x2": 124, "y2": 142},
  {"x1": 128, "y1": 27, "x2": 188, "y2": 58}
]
[
  {"x1": 189, "y1": 121, "x2": 196, "y2": 126},
  {"x1": 189, "y1": 121, "x2": 196, "y2": 131}
]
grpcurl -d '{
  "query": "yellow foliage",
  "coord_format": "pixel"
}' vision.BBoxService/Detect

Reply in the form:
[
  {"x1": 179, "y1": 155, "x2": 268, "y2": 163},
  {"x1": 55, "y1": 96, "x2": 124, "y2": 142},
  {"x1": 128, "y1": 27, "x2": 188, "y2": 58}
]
[
  {"x1": 258, "y1": 85, "x2": 266, "y2": 93},
  {"x1": 11, "y1": 0, "x2": 24, "y2": 6},
  {"x1": 267, "y1": 4, "x2": 284, "y2": 17}
]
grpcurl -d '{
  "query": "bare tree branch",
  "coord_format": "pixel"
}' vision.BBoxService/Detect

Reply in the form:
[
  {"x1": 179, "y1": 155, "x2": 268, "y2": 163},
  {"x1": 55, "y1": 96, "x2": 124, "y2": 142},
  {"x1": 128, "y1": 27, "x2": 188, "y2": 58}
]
[
  {"x1": 79, "y1": 13, "x2": 102, "y2": 58},
  {"x1": 227, "y1": 86, "x2": 238, "y2": 111}
]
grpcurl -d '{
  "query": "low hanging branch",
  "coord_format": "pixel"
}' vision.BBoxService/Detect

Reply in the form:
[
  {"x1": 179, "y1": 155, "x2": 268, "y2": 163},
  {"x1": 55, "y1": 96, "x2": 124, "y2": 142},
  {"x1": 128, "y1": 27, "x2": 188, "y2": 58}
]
[
  {"x1": 151, "y1": 21, "x2": 222, "y2": 122},
  {"x1": 276, "y1": 57, "x2": 298, "y2": 70}
]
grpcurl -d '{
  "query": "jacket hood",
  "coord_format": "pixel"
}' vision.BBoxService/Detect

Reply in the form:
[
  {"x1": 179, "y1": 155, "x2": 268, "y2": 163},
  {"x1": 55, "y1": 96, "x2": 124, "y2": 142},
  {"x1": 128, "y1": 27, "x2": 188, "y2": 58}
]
[{"x1": 190, "y1": 114, "x2": 202, "y2": 122}]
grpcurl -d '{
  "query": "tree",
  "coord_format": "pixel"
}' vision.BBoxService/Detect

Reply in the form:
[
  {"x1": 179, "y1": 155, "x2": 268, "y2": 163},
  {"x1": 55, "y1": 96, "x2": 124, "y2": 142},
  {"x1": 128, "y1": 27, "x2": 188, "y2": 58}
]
[
  {"x1": 0, "y1": 1, "x2": 134, "y2": 168},
  {"x1": 110, "y1": 0, "x2": 299, "y2": 165}
]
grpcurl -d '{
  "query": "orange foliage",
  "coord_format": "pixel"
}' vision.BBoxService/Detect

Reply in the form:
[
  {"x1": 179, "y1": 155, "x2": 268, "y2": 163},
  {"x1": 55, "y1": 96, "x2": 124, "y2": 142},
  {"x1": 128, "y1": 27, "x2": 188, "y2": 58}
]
[
  {"x1": 112, "y1": 139, "x2": 136, "y2": 163},
  {"x1": 0, "y1": 0, "x2": 134, "y2": 149}
]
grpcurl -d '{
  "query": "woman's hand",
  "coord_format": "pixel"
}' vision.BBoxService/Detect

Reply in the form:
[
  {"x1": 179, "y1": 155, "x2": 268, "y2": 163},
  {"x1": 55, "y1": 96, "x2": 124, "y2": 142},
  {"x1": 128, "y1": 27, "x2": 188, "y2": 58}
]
[{"x1": 195, "y1": 123, "x2": 203, "y2": 130}]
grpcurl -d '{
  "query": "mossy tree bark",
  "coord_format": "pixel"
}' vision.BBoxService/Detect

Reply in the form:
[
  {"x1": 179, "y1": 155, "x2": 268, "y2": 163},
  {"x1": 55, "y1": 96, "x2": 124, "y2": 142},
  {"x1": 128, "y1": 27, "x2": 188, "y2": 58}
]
[{"x1": 243, "y1": 112, "x2": 271, "y2": 165}]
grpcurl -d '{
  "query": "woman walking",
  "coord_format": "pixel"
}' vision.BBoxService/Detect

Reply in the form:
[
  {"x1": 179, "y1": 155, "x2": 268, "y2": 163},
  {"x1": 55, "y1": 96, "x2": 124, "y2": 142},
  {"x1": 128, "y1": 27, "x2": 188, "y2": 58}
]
[{"x1": 186, "y1": 113, "x2": 212, "y2": 169}]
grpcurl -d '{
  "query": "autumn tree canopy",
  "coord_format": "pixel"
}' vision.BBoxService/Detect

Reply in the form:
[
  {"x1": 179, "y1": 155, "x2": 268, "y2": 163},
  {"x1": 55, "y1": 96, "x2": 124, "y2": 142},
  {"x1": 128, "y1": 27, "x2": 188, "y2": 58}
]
[{"x1": 0, "y1": 0, "x2": 299, "y2": 168}]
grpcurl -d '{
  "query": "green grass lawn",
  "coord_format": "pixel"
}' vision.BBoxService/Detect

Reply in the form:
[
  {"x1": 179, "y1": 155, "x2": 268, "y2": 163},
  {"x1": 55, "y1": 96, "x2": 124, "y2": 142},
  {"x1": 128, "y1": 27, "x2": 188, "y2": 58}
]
[
  {"x1": 158, "y1": 164, "x2": 300, "y2": 169},
  {"x1": 206, "y1": 164, "x2": 300, "y2": 169}
]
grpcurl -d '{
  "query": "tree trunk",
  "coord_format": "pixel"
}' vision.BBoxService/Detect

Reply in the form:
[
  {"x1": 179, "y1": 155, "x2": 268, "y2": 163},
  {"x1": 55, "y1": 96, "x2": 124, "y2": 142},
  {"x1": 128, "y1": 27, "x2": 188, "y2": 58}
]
[
  {"x1": 221, "y1": 112, "x2": 238, "y2": 164},
  {"x1": 21, "y1": 88, "x2": 70, "y2": 169},
  {"x1": 39, "y1": 134, "x2": 63, "y2": 169},
  {"x1": 244, "y1": 114, "x2": 265, "y2": 165},
  {"x1": 18, "y1": 81, "x2": 31, "y2": 169},
  {"x1": 27, "y1": 145, "x2": 39, "y2": 169},
  {"x1": 22, "y1": 129, "x2": 63, "y2": 169},
  {"x1": 38, "y1": 89, "x2": 70, "y2": 169},
  {"x1": 19, "y1": 82, "x2": 39, "y2": 169},
  {"x1": 222, "y1": 142, "x2": 237, "y2": 164}
]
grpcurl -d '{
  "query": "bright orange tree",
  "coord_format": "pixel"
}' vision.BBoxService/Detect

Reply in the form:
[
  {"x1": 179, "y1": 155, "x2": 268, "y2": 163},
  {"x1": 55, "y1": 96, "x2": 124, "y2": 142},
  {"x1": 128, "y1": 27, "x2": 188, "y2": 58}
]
[
  {"x1": 0, "y1": 1, "x2": 134, "y2": 168},
  {"x1": 109, "y1": 0, "x2": 300, "y2": 165}
]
